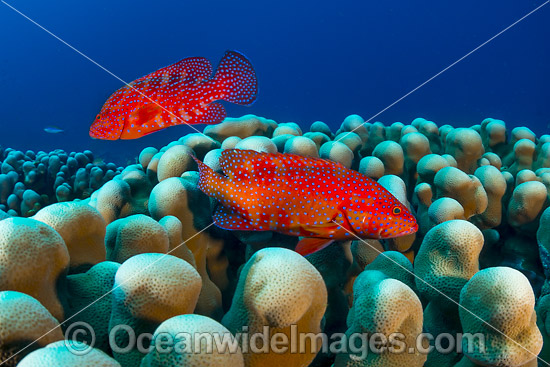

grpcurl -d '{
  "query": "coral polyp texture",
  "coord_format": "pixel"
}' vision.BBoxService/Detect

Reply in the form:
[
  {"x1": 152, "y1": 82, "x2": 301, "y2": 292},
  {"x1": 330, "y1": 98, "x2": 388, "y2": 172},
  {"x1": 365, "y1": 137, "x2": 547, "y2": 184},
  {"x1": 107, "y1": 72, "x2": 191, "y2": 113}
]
[
  {"x1": 1, "y1": 113, "x2": 550, "y2": 367},
  {"x1": 0, "y1": 147, "x2": 123, "y2": 217}
]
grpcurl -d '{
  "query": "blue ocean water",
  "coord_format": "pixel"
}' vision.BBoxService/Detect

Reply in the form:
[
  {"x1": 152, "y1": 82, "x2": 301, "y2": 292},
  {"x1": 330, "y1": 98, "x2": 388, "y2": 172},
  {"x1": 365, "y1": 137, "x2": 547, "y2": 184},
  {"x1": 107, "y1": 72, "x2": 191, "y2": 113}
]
[{"x1": 1, "y1": 0, "x2": 548, "y2": 164}]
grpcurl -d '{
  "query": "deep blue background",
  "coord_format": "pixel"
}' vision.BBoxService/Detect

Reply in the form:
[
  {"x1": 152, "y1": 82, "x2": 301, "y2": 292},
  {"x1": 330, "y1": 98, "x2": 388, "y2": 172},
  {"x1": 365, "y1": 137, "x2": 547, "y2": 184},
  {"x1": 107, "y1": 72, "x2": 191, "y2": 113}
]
[{"x1": 1, "y1": 0, "x2": 548, "y2": 164}]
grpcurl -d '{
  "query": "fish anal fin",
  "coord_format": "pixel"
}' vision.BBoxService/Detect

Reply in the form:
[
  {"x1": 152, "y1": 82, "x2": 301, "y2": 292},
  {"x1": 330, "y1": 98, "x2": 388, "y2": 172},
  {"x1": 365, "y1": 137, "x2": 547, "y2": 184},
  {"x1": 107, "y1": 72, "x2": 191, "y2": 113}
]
[
  {"x1": 295, "y1": 238, "x2": 335, "y2": 256},
  {"x1": 194, "y1": 102, "x2": 227, "y2": 125},
  {"x1": 213, "y1": 205, "x2": 255, "y2": 231}
]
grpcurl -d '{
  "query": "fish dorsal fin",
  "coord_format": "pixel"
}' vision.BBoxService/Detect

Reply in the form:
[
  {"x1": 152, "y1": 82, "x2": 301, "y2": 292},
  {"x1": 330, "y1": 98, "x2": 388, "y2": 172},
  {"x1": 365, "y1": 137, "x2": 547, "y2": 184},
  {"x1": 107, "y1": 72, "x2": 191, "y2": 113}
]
[
  {"x1": 212, "y1": 205, "x2": 257, "y2": 231},
  {"x1": 295, "y1": 238, "x2": 335, "y2": 256},
  {"x1": 220, "y1": 149, "x2": 347, "y2": 180},
  {"x1": 136, "y1": 57, "x2": 214, "y2": 86},
  {"x1": 219, "y1": 149, "x2": 263, "y2": 179},
  {"x1": 171, "y1": 57, "x2": 214, "y2": 82},
  {"x1": 252, "y1": 152, "x2": 346, "y2": 173}
]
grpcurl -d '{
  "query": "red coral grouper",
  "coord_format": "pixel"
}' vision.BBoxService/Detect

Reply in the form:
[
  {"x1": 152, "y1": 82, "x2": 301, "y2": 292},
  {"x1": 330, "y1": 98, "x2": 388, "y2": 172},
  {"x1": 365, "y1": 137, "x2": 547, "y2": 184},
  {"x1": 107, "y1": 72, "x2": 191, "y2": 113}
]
[
  {"x1": 193, "y1": 149, "x2": 418, "y2": 256},
  {"x1": 89, "y1": 50, "x2": 257, "y2": 140}
]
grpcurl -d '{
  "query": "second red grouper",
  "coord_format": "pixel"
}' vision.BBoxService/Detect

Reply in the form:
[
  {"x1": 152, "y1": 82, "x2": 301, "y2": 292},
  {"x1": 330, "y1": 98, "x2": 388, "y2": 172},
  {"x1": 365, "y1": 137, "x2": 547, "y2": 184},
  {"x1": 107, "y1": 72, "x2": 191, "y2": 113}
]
[{"x1": 193, "y1": 149, "x2": 418, "y2": 255}]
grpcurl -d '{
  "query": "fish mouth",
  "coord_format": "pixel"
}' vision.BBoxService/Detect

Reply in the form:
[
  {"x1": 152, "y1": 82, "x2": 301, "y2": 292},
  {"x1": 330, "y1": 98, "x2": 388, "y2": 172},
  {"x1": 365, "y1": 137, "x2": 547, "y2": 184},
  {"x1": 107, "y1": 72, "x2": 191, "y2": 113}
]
[
  {"x1": 89, "y1": 126, "x2": 122, "y2": 140},
  {"x1": 89, "y1": 117, "x2": 124, "y2": 140},
  {"x1": 377, "y1": 221, "x2": 419, "y2": 238},
  {"x1": 397, "y1": 222, "x2": 419, "y2": 236},
  {"x1": 402, "y1": 223, "x2": 419, "y2": 236},
  {"x1": 89, "y1": 129, "x2": 103, "y2": 140}
]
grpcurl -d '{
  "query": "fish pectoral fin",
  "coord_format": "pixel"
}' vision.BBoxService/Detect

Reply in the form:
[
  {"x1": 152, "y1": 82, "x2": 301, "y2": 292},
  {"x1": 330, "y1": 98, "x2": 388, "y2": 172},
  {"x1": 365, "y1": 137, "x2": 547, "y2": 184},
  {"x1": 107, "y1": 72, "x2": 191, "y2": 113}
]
[
  {"x1": 213, "y1": 205, "x2": 256, "y2": 231},
  {"x1": 295, "y1": 238, "x2": 335, "y2": 256},
  {"x1": 300, "y1": 223, "x2": 341, "y2": 237},
  {"x1": 129, "y1": 103, "x2": 163, "y2": 126}
]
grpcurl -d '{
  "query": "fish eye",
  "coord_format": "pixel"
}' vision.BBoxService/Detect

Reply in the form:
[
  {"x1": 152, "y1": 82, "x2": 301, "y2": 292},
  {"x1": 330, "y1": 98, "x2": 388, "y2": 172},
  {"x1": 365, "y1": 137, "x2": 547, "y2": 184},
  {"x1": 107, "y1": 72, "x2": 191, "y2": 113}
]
[{"x1": 392, "y1": 206, "x2": 401, "y2": 215}]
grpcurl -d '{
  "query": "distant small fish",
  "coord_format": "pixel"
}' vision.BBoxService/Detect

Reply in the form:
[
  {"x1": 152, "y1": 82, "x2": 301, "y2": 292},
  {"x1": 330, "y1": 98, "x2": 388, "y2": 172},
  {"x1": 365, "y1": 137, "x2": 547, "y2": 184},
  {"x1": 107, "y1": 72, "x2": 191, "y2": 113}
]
[
  {"x1": 193, "y1": 149, "x2": 418, "y2": 256},
  {"x1": 44, "y1": 126, "x2": 64, "y2": 134},
  {"x1": 89, "y1": 50, "x2": 258, "y2": 140}
]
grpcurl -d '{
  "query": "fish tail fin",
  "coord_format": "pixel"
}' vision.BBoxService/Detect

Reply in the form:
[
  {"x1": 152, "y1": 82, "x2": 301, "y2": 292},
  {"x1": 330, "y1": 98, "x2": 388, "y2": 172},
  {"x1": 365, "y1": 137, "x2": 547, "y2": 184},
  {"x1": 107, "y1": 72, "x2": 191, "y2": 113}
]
[
  {"x1": 191, "y1": 155, "x2": 227, "y2": 200},
  {"x1": 214, "y1": 50, "x2": 258, "y2": 106}
]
